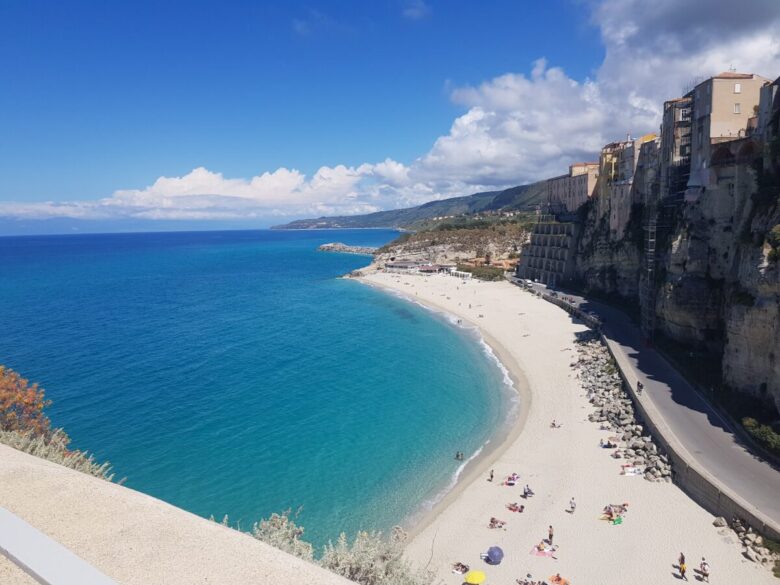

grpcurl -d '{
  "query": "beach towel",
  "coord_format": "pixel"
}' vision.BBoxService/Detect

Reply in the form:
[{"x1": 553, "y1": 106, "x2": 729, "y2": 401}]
[
  {"x1": 620, "y1": 466, "x2": 644, "y2": 476},
  {"x1": 529, "y1": 547, "x2": 557, "y2": 558}
]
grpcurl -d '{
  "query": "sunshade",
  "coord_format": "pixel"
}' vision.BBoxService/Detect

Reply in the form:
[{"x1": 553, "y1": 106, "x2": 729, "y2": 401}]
[
  {"x1": 486, "y1": 546, "x2": 504, "y2": 564},
  {"x1": 464, "y1": 570, "x2": 486, "y2": 584}
]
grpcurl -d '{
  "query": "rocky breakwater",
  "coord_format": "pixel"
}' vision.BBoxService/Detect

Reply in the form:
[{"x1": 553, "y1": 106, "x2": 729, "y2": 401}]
[
  {"x1": 573, "y1": 334, "x2": 673, "y2": 482},
  {"x1": 713, "y1": 516, "x2": 780, "y2": 570},
  {"x1": 318, "y1": 242, "x2": 377, "y2": 255}
]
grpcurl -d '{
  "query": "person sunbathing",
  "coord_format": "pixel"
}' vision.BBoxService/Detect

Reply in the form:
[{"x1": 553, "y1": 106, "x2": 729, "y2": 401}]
[
  {"x1": 523, "y1": 484, "x2": 535, "y2": 498},
  {"x1": 489, "y1": 517, "x2": 506, "y2": 529},
  {"x1": 451, "y1": 562, "x2": 469, "y2": 574},
  {"x1": 507, "y1": 502, "x2": 525, "y2": 513}
]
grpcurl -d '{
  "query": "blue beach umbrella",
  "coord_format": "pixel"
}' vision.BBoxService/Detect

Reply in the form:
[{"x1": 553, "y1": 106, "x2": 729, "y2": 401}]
[{"x1": 487, "y1": 546, "x2": 504, "y2": 564}]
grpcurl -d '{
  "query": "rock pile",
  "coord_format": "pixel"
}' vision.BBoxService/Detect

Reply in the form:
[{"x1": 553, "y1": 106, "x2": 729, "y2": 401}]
[
  {"x1": 318, "y1": 243, "x2": 377, "y2": 255},
  {"x1": 573, "y1": 336, "x2": 673, "y2": 482},
  {"x1": 713, "y1": 516, "x2": 780, "y2": 567}
]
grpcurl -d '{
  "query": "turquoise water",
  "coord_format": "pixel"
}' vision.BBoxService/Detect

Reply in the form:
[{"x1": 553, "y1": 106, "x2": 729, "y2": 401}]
[{"x1": 0, "y1": 229, "x2": 509, "y2": 547}]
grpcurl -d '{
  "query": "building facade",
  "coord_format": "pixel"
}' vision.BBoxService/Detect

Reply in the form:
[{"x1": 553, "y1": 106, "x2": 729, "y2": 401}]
[
  {"x1": 545, "y1": 162, "x2": 599, "y2": 214},
  {"x1": 687, "y1": 72, "x2": 771, "y2": 197}
]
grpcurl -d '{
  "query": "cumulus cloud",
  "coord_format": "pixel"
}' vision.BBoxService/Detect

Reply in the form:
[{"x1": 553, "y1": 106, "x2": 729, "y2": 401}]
[{"x1": 3, "y1": 0, "x2": 780, "y2": 223}]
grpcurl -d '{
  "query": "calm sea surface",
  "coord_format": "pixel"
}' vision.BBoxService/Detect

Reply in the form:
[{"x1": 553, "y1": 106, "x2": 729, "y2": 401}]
[{"x1": 0, "y1": 229, "x2": 509, "y2": 546}]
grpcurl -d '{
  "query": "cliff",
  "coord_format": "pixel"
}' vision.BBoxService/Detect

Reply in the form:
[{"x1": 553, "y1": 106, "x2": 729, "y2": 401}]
[{"x1": 569, "y1": 138, "x2": 780, "y2": 415}]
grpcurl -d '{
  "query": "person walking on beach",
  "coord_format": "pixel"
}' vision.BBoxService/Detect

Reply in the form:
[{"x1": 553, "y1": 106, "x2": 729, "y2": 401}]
[
  {"x1": 569, "y1": 497, "x2": 576, "y2": 513},
  {"x1": 548, "y1": 525, "x2": 554, "y2": 545},
  {"x1": 488, "y1": 469, "x2": 494, "y2": 482},
  {"x1": 699, "y1": 557, "x2": 709, "y2": 582},
  {"x1": 678, "y1": 552, "x2": 688, "y2": 581}
]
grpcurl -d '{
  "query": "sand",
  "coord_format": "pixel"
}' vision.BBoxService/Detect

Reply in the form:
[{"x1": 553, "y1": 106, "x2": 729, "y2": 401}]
[{"x1": 358, "y1": 270, "x2": 774, "y2": 585}]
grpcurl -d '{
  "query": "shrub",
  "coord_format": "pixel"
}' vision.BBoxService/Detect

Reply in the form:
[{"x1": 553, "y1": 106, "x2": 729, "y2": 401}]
[
  {"x1": 251, "y1": 509, "x2": 314, "y2": 561},
  {"x1": 742, "y1": 417, "x2": 780, "y2": 457},
  {"x1": 247, "y1": 512, "x2": 436, "y2": 585},
  {"x1": 0, "y1": 365, "x2": 113, "y2": 480},
  {"x1": 320, "y1": 527, "x2": 433, "y2": 585},
  {"x1": 0, "y1": 428, "x2": 114, "y2": 480},
  {"x1": 456, "y1": 264, "x2": 505, "y2": 281},
  {"x1": 0, "y1": 366, "x2": 52, "y2": 437}
]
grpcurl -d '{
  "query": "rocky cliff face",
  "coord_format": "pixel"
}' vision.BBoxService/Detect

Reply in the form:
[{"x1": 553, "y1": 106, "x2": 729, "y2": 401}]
[
  {"x1": 654, "y1": 155, "x2": 779, "y2": 412},
  {"x1": 572, "y1": 146, "x2": 779, "y2": 413},
  {"x1": 574, "y1": 197, "x2": 643, "y2": 299}
]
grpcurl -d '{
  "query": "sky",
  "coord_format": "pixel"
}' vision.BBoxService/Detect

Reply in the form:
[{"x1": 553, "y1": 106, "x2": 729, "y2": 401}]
[{"x1": 1, "y1": 0, "x2": 779, "y2": 234}]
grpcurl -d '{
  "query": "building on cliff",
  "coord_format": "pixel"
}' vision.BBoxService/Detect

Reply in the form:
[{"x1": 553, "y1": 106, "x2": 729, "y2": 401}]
[
  {"x1": 515, "y1": 213, "x2": 577, "y2": 287},
  {"x1": 687, "y1": 72, "x2": 771, "y2": 200},
  {"x1": 546, "y1": 162, "x2": 599, "y2": 214}
]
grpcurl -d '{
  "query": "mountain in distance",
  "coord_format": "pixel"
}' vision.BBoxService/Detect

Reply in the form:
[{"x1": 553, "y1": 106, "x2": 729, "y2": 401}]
[{"x1": 272, "y1": 181, "x2": 546, "y2": 230}]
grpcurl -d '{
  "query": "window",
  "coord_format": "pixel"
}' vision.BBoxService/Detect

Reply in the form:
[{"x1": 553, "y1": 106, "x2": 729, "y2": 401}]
[
  {"x1": 734, "y1": 103, "x2": 741, "y2": 114},
  {"x1": 734, "y1": 83, "x2": 742, "y2": 93}
]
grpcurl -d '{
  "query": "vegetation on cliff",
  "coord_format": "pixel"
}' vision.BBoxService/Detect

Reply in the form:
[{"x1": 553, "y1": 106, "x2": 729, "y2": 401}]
[
  {"x1": 376, "y1": 214, "x2": 532, "y2": 265},
  {"x1": 0, "y1": 365, "x2": 113, "y2": 479},
  {"x1": 273, "y1": 182, "x2": 545, "y2": 230},
  {"x1": 221, "y1": 510, "x2": 435, "y2": 585}
]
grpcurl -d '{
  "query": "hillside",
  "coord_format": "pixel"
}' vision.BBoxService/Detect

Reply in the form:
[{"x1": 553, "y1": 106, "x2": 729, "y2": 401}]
[{"x1": 272, "y1": 181, "x2": 546, "y2": 229}]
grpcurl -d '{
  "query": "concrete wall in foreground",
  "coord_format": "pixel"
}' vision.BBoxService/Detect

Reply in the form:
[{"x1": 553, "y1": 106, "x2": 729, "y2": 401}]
[{"x1": 0, "y1": 444, "x2": 352, "y2": 585}]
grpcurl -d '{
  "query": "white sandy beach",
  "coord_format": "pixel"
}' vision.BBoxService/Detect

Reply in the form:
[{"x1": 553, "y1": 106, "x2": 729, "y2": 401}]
[{"x1": 358, "y1": 270, "x2": 774, "y2": 585}]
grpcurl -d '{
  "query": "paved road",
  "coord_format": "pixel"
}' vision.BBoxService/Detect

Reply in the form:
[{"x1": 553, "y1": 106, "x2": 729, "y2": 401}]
[{"x1": 513, "y1": 278, "x2": 780, "y2": 528}]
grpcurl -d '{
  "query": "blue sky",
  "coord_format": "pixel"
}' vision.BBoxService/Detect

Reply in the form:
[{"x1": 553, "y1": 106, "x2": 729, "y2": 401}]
[{"x1": 1, "y1": 0, "x2": 779, "y2": 233}]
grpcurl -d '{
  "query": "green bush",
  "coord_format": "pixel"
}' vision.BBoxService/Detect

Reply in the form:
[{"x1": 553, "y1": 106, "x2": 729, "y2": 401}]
[
  {"x1": 742, "y1": 417, "x2": 780, "y2": 457},
  {"x1": 456, "y1": 264, "x2": 506, "y2": 281}
]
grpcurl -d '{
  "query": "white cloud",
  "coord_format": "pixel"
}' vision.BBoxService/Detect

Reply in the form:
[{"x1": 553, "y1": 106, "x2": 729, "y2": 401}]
[
  {"x1": 402, "y1": 0, "x2": 431, "y2": 21},
  {"x1": 2, "y1": 0, "x2": 779, "y2": 223}
]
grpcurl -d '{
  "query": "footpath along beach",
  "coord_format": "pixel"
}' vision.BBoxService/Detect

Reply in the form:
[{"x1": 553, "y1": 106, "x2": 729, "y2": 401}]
[{"x1": 357, "y1": 269, "x2": 774, "y2": 585}]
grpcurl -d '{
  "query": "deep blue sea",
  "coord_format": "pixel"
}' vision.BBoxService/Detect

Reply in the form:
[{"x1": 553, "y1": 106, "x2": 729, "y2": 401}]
[{"x1": 0, "y1": 229, "x2": 509, "y2": 547}]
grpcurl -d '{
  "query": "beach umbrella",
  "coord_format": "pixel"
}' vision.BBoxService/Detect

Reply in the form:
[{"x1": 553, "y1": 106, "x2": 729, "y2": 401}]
[
  {"x1": 464, "y1": 570, "x2": 486, "y2": 584},
  {"x1": 486, "y1": 546, "x2": 504, "y2": 564}
]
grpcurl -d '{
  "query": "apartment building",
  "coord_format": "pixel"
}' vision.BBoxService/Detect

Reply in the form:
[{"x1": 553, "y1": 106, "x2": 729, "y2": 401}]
[
  {"x1": 687, "y1": 72, "x2": 771, "y2": 196},
  {"x1": 545, "y1": 162, "x2": 599, "y2": 214}
]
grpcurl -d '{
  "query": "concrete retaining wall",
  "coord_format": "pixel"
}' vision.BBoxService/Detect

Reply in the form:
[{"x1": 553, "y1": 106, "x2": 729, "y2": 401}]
[
  {"x1": 515, "y1": 279, "x2": 780, "y2": 540},
  {"x1": 600, "y1": 333, "x2": 780, "y2": 541}
]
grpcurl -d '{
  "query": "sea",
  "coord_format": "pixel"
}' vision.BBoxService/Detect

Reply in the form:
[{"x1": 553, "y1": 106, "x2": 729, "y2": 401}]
[{"x1": 0, "y1": 229, "x2": 513, "y2": 547}]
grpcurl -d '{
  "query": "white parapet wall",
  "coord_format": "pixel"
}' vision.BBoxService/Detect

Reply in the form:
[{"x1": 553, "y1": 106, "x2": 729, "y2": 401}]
[{"x1": 0, "y1": 444, "x2": 352, "y2": 585}]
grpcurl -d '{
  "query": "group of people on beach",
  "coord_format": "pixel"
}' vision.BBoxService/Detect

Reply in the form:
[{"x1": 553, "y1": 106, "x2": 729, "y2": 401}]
[
  {"x1": 601, "y1": 503, "x2": 629, "y2": 523},
  {"x1": 677, "y1": 552, "x2": 710, "y2": 581}
]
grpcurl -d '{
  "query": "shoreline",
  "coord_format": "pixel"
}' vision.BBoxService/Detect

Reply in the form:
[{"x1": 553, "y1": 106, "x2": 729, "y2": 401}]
[
  {"x1": 355, "y1": 267, "x2": 775, "y2": 584},
  {"x1": 356, "y1": 276, "x2": 533, "y2": 539}
]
